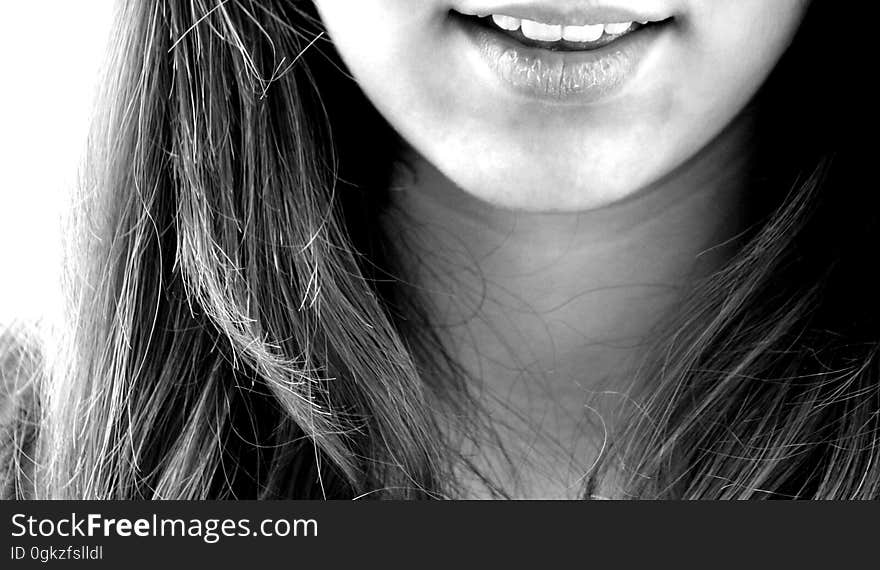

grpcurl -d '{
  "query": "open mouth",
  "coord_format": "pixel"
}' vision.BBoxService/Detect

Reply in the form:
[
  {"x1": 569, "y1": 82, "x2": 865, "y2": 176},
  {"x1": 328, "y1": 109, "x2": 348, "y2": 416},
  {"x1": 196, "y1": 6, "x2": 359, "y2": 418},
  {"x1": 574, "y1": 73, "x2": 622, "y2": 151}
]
[
  {"x1": 450, "y1": 7, "x2": 674, "y2": 101},
  {"x1": 452, "y1": 10, "x2": 672, "y2": 53}
]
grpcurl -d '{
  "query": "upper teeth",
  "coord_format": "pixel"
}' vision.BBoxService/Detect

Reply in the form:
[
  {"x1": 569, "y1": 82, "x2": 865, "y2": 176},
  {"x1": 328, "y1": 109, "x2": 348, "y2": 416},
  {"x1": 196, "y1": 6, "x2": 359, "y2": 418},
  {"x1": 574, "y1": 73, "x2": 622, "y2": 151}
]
[{"x1": 490, "y1": 14, "x2": 636, "y2": 42}]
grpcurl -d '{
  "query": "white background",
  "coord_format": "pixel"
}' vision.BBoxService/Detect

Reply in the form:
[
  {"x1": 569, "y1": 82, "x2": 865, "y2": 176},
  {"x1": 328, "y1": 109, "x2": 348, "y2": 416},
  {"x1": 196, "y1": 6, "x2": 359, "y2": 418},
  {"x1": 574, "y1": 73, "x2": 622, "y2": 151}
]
[{"x1": 0, "y1": 1, "x2": 115, "y2": 325}]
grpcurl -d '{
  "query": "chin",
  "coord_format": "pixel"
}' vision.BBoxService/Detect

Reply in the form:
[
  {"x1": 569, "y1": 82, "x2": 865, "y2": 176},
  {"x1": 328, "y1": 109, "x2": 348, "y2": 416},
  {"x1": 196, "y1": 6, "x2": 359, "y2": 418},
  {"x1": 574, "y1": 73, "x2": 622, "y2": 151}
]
[{"x1": 428, "y1": 147, "x2": 657, "y2": 212}]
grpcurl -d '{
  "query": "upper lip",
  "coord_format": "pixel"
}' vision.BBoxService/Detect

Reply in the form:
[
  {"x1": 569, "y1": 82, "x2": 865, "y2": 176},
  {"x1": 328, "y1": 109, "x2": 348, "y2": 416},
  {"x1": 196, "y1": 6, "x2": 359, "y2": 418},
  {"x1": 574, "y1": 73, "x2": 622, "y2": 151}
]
[{"x1": 453, "y1": 1, "x2": 673, "y2": 25}]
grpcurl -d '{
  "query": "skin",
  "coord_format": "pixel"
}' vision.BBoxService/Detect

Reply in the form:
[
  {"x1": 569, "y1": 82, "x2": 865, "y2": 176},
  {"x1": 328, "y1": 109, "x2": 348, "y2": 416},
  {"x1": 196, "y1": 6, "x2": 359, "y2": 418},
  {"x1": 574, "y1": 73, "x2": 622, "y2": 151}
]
[
  {"x1": 313, "y1": 0, "x2": 811, "y2": 497},
  {"x1": 314, "y1": 0, "x2": 809, "y2": 211}
]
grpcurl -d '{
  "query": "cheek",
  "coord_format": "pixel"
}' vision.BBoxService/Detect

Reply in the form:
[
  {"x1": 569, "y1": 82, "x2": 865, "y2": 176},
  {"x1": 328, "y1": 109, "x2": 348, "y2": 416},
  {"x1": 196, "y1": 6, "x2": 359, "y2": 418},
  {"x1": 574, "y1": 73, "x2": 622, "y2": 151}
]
[
  {"x1": 678, "y1": 0, "x2": 809, "y2": 112},
  {"x1": 314, "y1": 1, "x2": 454, "y2": 127},
  {"x1": 635, "y1": 1, "x2": 811, "y2": 171},
  {"x1": 314, "y1": 1, "x2": 441, "y2": 71}
]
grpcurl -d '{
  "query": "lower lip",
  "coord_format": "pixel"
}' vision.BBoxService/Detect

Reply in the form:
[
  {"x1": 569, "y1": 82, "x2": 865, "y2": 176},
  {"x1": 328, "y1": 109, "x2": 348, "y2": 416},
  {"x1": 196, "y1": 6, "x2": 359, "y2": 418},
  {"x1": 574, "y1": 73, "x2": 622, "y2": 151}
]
[{"x1": 456, "y1": 16, "x2": 665, "y2": 103}]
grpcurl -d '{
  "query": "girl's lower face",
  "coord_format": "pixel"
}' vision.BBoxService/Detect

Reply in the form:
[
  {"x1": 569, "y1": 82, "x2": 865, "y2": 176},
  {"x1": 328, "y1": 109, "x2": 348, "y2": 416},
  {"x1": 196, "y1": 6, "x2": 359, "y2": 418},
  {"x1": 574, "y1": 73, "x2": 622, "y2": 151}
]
[{"x1": 314, "y1": 0, "x2": 810, "y2": 212}]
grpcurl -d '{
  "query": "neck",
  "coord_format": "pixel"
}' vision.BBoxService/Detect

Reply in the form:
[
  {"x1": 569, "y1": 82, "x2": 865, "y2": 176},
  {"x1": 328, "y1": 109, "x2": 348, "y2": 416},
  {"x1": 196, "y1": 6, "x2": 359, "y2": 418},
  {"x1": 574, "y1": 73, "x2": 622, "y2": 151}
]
[{"x1": 383, "y1": 116, "x2": 755, "y2": 498}]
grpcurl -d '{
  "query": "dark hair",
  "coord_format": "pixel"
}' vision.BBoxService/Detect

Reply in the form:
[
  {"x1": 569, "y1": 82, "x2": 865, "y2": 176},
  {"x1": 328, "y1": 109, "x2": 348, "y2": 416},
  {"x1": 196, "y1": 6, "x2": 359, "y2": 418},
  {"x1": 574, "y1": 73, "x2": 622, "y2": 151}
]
[
  {"x1": 588, "y1": 0, "x2": 880, "y2": 498},
  {"x1": 3, "y1": 0, "x2": 877, "y2": 499}
]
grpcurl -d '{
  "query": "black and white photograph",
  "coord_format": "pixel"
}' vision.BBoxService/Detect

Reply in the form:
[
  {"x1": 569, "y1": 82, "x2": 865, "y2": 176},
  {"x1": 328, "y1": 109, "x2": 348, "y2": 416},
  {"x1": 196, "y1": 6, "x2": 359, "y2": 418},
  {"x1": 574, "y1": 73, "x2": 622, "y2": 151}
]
[{"x1": 1, "y1": 0, "x2": 877, "y2": 530}]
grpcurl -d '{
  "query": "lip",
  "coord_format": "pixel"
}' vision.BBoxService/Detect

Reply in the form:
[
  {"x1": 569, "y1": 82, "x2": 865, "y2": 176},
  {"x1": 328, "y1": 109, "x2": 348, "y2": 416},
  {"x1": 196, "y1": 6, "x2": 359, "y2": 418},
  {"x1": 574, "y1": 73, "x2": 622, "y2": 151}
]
[{"x1": 454, "y1": 13, "x2": 668, "y2": 103}]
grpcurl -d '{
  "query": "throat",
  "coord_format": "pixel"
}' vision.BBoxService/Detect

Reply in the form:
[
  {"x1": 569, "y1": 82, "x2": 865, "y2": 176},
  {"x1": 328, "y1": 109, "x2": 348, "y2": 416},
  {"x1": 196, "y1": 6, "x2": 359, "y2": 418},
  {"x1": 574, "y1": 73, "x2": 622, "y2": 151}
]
[{"x1": 383, "y1": 134, "x2": 751, "y2": 498}]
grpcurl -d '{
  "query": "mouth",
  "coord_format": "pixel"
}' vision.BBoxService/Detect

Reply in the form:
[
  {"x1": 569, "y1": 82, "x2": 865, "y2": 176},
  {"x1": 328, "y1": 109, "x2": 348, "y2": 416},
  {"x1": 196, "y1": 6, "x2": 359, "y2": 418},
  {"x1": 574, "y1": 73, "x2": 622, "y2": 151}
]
[
  {"x1": 459, "y1": 12, "x2": 669, "y2": 52},
  {"x1": 450, "y1": 7, "x2": 674, "y2": 102}
]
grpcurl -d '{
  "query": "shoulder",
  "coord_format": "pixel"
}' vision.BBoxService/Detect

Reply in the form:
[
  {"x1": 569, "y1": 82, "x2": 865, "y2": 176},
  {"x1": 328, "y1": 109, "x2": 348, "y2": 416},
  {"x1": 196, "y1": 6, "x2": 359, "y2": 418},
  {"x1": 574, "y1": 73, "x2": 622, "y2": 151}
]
[{"x1": 0, "y1": 322, "x2": 41, "y2": 500}]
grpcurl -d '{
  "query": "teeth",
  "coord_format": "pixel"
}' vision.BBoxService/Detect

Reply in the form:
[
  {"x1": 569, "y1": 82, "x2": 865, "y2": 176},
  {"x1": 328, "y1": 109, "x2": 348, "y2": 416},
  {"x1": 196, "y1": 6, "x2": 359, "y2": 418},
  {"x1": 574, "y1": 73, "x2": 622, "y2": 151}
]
[
  {"x1": 490, "y1": 15, "x2": 641, "y2": 43},
  {"x1": 491, "y1": 14, "x2": 521, "y2": 31},
  {"x1": 520, "y1": 19, "x2": 563, "y2": 42},
  {"x1": 603, "y1": 22, "x2": 633, "y2": 35},
  {"x1": 561, "y1": 23, "x2": 605, "y2": 42}
]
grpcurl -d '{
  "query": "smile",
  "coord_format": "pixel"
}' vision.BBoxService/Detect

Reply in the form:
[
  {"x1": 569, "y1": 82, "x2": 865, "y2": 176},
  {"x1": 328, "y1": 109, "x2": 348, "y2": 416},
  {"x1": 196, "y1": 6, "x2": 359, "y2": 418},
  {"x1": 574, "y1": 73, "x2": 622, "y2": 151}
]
[
  {"x1": 486, "y1": 14, "x2": 656, "y2": 49},
  {"x1": 451, "y1": 5, "x2": 674, "y2": 102}
]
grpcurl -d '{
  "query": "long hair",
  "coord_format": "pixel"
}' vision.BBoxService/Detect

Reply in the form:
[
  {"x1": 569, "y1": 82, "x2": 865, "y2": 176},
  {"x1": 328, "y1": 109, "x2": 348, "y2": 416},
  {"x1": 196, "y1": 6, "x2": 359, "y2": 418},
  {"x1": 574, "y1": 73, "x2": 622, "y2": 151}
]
[
  {"x1": 587, "y1": 1, "x2": 880, "y2": 498},
  {"x1": 4, "y1": 0, "x2": 878, "y2": 499},
  {"x1": 27, "y1": 0, "x2": 464, "y2": 500}
]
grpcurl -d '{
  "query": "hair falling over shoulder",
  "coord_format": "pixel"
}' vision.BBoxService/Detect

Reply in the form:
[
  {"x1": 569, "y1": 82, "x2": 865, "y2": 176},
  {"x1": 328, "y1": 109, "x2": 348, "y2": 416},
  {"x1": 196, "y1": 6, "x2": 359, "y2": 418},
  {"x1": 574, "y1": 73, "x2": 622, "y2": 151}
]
[
  {"x1": 15, "y1": 0, "x2": 460, "y2": 500},
  {"x1": 4, "y1": 0, "x2": 879, "y2": 499}
]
